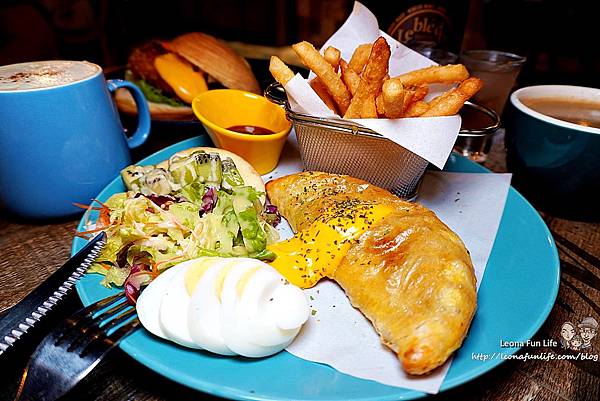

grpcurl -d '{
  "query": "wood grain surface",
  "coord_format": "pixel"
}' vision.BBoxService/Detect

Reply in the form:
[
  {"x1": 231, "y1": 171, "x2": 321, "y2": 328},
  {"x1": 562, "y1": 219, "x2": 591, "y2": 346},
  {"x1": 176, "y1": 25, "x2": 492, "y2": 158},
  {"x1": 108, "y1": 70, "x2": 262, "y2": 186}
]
[{"x1": 1, "y1": 134, "x2": 598, "y2": 401}]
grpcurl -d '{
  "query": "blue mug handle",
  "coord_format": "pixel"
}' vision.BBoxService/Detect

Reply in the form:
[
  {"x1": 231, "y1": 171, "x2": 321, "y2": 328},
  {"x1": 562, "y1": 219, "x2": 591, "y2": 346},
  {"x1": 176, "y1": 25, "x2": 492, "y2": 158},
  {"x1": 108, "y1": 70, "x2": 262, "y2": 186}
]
[{"x1": 107, "y1": 79, "x2": 151, "y2": 149}]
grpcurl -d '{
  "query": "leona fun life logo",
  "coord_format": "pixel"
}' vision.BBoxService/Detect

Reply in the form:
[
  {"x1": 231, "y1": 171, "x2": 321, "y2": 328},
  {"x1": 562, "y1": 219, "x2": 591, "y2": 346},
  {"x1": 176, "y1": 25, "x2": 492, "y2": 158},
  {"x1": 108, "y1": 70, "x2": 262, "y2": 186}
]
[{"x1": 560, "y1": 316, "x2": 598, "y2": 351}]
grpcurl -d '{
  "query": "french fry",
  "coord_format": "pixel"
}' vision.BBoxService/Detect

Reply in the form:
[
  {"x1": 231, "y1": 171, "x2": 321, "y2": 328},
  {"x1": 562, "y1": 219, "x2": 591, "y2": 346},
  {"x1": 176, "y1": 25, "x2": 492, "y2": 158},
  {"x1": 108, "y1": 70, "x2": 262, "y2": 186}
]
[
  {"x1": 401, "y1": 90, "x2": 415, "y2": 114},
  {"x1": 399, "y1": 84, "x2": 428, "y2": 114},
  {"x1": 310, "y1": 78, "x2": 338, "y2": 114},
  {"x1": 395, "y1": 64, "x2": 469, "y2": 87},
  {"x1": 269, "y1": 56, "x2": 295, "y2": 85},
  {"x1": 404, "y1": 101, "x2": 430, "y2": 117},
  {"x1": 348, "y1": 43, "x2": 372, "y2": 74},
  {"x1": 292, "y1": 41, "x2": 352, "y2": 114},
  {"x1": 421, "y1": 77, "x2": 483, "y2": 117},
  {"x1": 274, "y1": 38, "x2": 481, "y2": 120},
  {"x1": 376, "y1": 92, "x2": 385, "y2": 116},
  {"x1": 382, "y1": 78, "x2": 405, "y2": 118},
  {"x1": 457, "y1": 77, "x2": 484, "y2": 98},
  {"x1": 344, "y1": 37, "x2": 390, "y2": 119},
  {"x1": 324, "y1": 46, "x2": 341, "y2": 72},
  {"x1": 362, "y1": 97, "x2": 378, "y2": 118},
  {"x1": 305, "y1": 46, "x2": 342, "y2": 112},
  {"x1": 306, "y1": 47, "x2": 341, "y2": 111},
  {"x1": 340, "y1": 59, "x2": 360, "y2": 96},
  {"x1": 412, "y1": 84, "x2": 429, "y2": 102}
]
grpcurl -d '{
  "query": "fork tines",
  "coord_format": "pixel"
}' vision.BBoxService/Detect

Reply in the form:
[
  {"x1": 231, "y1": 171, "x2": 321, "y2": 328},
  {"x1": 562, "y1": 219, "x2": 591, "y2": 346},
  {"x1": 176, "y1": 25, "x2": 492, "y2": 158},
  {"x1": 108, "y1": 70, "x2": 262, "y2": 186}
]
[
  {"x1": 59, "y1": 293, "x2": 136, "y2": 355},
  {"x1": 15, "y1": 293, "x2": 140, "y2": 401}
]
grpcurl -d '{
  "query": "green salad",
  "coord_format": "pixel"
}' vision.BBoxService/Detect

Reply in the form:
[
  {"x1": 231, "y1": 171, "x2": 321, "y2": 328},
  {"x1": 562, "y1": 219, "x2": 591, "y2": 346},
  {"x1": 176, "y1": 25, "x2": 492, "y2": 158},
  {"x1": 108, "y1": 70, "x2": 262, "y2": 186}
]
[
  {"x1": 124, "y1": 69, "x2": 186, "y2": 107},
  {"x1": 81, "y1": 149, "x2": 280, "y2": 301}
]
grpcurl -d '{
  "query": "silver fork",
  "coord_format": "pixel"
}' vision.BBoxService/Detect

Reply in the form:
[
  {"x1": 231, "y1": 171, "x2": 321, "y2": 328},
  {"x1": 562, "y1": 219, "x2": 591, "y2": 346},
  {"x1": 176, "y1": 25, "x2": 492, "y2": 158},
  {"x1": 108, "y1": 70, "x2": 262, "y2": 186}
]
[{"x1": 15, "y1": 293, "x2": 140, "y2": 401}]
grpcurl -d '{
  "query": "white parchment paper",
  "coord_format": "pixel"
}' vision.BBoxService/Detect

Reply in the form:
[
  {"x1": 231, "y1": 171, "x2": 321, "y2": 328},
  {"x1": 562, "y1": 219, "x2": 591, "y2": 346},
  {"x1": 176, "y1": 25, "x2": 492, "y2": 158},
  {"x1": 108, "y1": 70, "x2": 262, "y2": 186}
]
[
  {"x1": 283, "y1": 1, "x2": 462, "y2": 169},
  {"x1": 263, "y1": 132, "x2": 512, "y2": 394}
]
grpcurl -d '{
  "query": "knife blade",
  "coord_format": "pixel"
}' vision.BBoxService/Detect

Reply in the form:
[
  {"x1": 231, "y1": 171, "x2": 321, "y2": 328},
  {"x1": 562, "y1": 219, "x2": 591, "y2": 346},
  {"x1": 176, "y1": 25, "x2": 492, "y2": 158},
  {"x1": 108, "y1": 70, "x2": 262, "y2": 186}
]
[{"x1": 0, "y1": 232, "x2": 106, "y2": 356}]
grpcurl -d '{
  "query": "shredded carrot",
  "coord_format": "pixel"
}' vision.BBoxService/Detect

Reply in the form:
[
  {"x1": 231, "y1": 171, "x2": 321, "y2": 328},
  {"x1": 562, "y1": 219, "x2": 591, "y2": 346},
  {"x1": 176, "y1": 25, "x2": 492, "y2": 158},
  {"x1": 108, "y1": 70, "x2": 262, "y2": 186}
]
[
  {"x1": 76, "y1": 226, "x2": 107, "y2": 236},
  {"x1": 98, "y1": 207, "x2": 111, "y2": 228},
  {"x1": 150, "y1": 263, "x2": 160, "y2": 278},
  {"x1": 73, "y1": 202, "x2": 102, "y2": 211},
  {"x1": 91, "y1": 198, "x2": 109, "y2": 209},
  {"x1": 74, "y1": 201, "x2": 96, "y2": 230},
  {"x1": 151, "y1": 255, "x2": 185, "y2": 278},
  {"x1": 75, "y1": 197, "x2": 114, "y2": 237}
]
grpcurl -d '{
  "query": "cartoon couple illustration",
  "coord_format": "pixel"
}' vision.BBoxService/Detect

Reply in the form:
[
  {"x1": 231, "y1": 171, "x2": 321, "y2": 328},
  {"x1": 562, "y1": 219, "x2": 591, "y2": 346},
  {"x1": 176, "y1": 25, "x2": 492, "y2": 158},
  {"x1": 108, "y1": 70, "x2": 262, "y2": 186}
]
[{"x1": 560, "y1": 317, "x2": 598, "y2": 351}]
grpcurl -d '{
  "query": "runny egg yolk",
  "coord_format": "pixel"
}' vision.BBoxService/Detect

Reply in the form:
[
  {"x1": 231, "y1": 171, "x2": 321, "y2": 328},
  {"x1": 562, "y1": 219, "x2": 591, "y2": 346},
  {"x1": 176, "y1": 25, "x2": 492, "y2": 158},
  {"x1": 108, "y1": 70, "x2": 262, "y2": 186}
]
[
  {"x1": 154, "y1": 53, "x2": 208, "y2": 104},
  {"x1": 268, "y1": 202, "x2": 392, "y2": 288}
]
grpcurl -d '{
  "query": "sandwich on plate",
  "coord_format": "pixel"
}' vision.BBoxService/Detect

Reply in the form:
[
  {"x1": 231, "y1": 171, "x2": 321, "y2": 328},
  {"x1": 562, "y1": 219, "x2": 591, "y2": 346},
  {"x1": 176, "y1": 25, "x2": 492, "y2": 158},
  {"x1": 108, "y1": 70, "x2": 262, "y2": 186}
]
[{"x1": 116, "y1": 32, "x2": 260, "y2": 120}]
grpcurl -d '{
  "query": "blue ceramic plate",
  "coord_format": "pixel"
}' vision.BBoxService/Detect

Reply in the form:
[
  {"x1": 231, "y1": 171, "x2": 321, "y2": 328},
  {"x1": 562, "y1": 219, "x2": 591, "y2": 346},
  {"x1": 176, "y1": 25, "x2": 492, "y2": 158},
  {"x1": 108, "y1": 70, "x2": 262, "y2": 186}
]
[{"x1": 73, "y1": 136, "x2": 560, "y2": 400}]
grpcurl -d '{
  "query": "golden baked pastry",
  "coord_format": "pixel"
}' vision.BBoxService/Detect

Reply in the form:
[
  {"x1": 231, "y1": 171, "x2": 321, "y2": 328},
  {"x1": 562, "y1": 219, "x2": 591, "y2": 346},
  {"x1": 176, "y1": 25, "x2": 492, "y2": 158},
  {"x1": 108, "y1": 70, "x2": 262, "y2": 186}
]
[{"x1": 266, "y1": 171, "x2": 477, "y2": 375}]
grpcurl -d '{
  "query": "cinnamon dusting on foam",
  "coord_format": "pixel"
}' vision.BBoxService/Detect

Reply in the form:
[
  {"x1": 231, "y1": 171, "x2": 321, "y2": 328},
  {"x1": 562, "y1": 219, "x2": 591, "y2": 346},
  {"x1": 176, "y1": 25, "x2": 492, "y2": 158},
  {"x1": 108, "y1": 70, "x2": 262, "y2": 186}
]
[{"x1": 0, "y1": 61, "x2": 100, "y2": 91}]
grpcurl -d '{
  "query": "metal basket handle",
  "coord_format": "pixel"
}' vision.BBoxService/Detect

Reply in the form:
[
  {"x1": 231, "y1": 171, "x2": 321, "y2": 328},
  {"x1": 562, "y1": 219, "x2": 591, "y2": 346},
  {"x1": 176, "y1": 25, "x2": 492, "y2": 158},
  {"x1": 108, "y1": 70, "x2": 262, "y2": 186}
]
[
  {"x1": 264, "y1": 82, "x2": 287, "y2": 106},
  {"x1": 458, "y1": 101, "x2": 501, "y2": 138}
]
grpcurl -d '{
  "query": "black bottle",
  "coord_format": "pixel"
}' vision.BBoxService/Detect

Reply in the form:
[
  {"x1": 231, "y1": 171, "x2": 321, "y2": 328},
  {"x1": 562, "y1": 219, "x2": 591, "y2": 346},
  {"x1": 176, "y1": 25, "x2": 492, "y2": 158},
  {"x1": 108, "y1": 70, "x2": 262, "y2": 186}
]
[{"x1": 362, "y1": 0, "x2": 470, "y2": 53}]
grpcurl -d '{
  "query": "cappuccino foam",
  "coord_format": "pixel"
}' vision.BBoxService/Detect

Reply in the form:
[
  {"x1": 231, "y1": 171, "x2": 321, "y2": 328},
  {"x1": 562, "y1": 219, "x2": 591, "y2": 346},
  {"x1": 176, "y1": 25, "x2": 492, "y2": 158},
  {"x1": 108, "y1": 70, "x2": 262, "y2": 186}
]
[{"x1": 0, "y1": 60, "x2": 100, "y2": 91}]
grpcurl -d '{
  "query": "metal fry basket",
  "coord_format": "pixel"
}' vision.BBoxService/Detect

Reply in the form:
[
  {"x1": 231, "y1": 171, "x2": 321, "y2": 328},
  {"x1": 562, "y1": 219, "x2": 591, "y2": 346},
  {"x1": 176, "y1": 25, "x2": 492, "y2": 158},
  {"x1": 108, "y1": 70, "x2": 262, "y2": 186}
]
[
  {"x1": 264, "y1": 83, "x2": 426, "y2": 200},
  {"x1": 264, "y1": 83, "x2": 499, "y2": 200}
]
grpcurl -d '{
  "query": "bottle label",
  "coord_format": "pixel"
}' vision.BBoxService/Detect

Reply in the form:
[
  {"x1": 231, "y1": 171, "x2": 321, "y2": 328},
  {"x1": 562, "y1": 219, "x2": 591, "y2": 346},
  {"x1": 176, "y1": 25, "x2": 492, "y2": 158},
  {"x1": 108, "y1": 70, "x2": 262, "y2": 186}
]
[{"x1": 387, "y1": 4, "x2": 451, "y2": 47}]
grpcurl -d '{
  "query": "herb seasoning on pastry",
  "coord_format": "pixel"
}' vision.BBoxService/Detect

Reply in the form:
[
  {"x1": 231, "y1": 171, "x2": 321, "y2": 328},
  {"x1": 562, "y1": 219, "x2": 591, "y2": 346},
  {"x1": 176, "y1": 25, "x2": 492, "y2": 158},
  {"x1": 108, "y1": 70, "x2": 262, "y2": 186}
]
[{"x1": 266, "y1": 171, "x2": 477, "y2": 375}]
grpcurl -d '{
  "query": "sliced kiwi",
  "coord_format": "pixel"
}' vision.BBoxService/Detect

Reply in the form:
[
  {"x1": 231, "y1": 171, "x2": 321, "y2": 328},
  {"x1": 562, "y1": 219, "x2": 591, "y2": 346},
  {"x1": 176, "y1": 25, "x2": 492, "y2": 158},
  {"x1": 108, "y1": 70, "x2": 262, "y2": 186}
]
[
  {"x1": 142, "y1": 168, "x2": 174, "y2": 195},
  {"x1": 168, "y1": 150, "x2": 202, "y2": 186},
  {"x1": 195, "y1": 152, "x2": 223, "y2": 186},
  {"x1": 221, "y1": 157, "x2": 244, "y2": 189},
  {"x1": 121, "y1": 165, "x2": 154, "y2": 192},
  {"x1": 122, "y1": 150, "x2": 233, "y2": 195}
]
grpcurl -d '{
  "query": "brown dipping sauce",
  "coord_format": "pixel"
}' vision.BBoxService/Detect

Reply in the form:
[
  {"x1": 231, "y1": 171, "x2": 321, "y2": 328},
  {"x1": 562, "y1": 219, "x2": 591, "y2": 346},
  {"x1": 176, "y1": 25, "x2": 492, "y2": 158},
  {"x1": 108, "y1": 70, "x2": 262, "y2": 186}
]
[
  {"x1": 227, "y1": 125, "x2": 275, "y2": 135},
  {"x1": 521, "y1": 97, "x2": 600, "y2": 129}
]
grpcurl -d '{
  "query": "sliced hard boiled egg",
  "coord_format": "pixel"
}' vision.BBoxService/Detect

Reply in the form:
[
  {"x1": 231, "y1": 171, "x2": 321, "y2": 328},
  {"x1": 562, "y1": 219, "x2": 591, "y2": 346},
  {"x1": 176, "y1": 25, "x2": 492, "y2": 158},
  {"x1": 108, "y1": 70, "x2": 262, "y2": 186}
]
[
  {"x1": 271, "y1": 284, "x2": 310, "y2": 331},
  {"x1": 219, "y1": 261, "x2": 266, "y2": 357},
  {"x1": 184, "y1": 256, "x2": 219, "y2": 295},
  {"x1": 158, "y1": 260, "x2": 203, "y2": 349},
  {"x1": 135, "y1": 265, "x2": 179, "y2": 340},
  {"x1": 236, "y1": 266, "x2": 302, "y2": 346},
  {"x1": 187, "y1": 258, "x2": 239, "y2": 355},
  {"x1": 136, "y1": 256, "x2": 309, "y2": 358}
]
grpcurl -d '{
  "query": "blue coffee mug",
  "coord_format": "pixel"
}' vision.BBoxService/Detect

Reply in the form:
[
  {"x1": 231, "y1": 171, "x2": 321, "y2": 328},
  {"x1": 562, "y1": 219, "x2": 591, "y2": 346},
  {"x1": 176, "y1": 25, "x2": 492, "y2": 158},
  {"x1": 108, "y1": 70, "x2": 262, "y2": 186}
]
[
  {"x1": 0, "y1": 61, "x2": 151, "y2": 219},
  {"x1": 506, "y1": 85, "x2": 600, "y2": 220}
]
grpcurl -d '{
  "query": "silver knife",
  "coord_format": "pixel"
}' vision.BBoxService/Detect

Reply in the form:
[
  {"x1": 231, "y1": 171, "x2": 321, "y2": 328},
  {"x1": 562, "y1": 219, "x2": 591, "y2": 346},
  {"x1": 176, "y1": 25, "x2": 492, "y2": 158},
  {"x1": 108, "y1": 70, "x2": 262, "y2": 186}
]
[{"x1": 0, "y1": 232, "x2": 106, "y2": 355}]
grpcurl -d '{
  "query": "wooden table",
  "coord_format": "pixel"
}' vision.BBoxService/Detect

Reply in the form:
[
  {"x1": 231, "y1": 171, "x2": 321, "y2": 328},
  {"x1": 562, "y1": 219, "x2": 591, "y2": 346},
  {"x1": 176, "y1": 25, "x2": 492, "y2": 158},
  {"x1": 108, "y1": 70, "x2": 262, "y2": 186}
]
[{"x1": 1, "y1": 134, "x2": 598, "y2": 401}]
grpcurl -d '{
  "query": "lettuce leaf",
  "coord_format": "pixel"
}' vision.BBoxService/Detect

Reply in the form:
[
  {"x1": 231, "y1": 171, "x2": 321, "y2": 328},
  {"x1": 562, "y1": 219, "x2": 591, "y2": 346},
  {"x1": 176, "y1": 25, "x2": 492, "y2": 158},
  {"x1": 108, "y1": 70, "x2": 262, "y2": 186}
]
[
  {"x1": 231, "y1": 187, "x2": 266, "y2": 254},
  {"x1": 134, "y1": 79, "x2": 186, "y2": 107},
  {"x1": 99, "y1": 265, "x2": 131, "y2": 287},
  {"x1": 180, "y1": 182, "x2": 207, "y2": 206},
  {"x1": 169, "y1": 202, "x2": 202, "y2": 230},
  {"x1": 87, "y1": 155, "x2": 277, "y2": 289}
]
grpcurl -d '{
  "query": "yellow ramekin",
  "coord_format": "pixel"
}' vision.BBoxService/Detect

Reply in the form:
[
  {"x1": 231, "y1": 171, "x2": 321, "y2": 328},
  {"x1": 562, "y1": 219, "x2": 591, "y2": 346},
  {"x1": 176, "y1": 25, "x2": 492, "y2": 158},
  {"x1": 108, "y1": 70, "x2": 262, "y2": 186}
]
[{"x1": 192, "y1": 89, "x2": 291, "y2": 174}]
